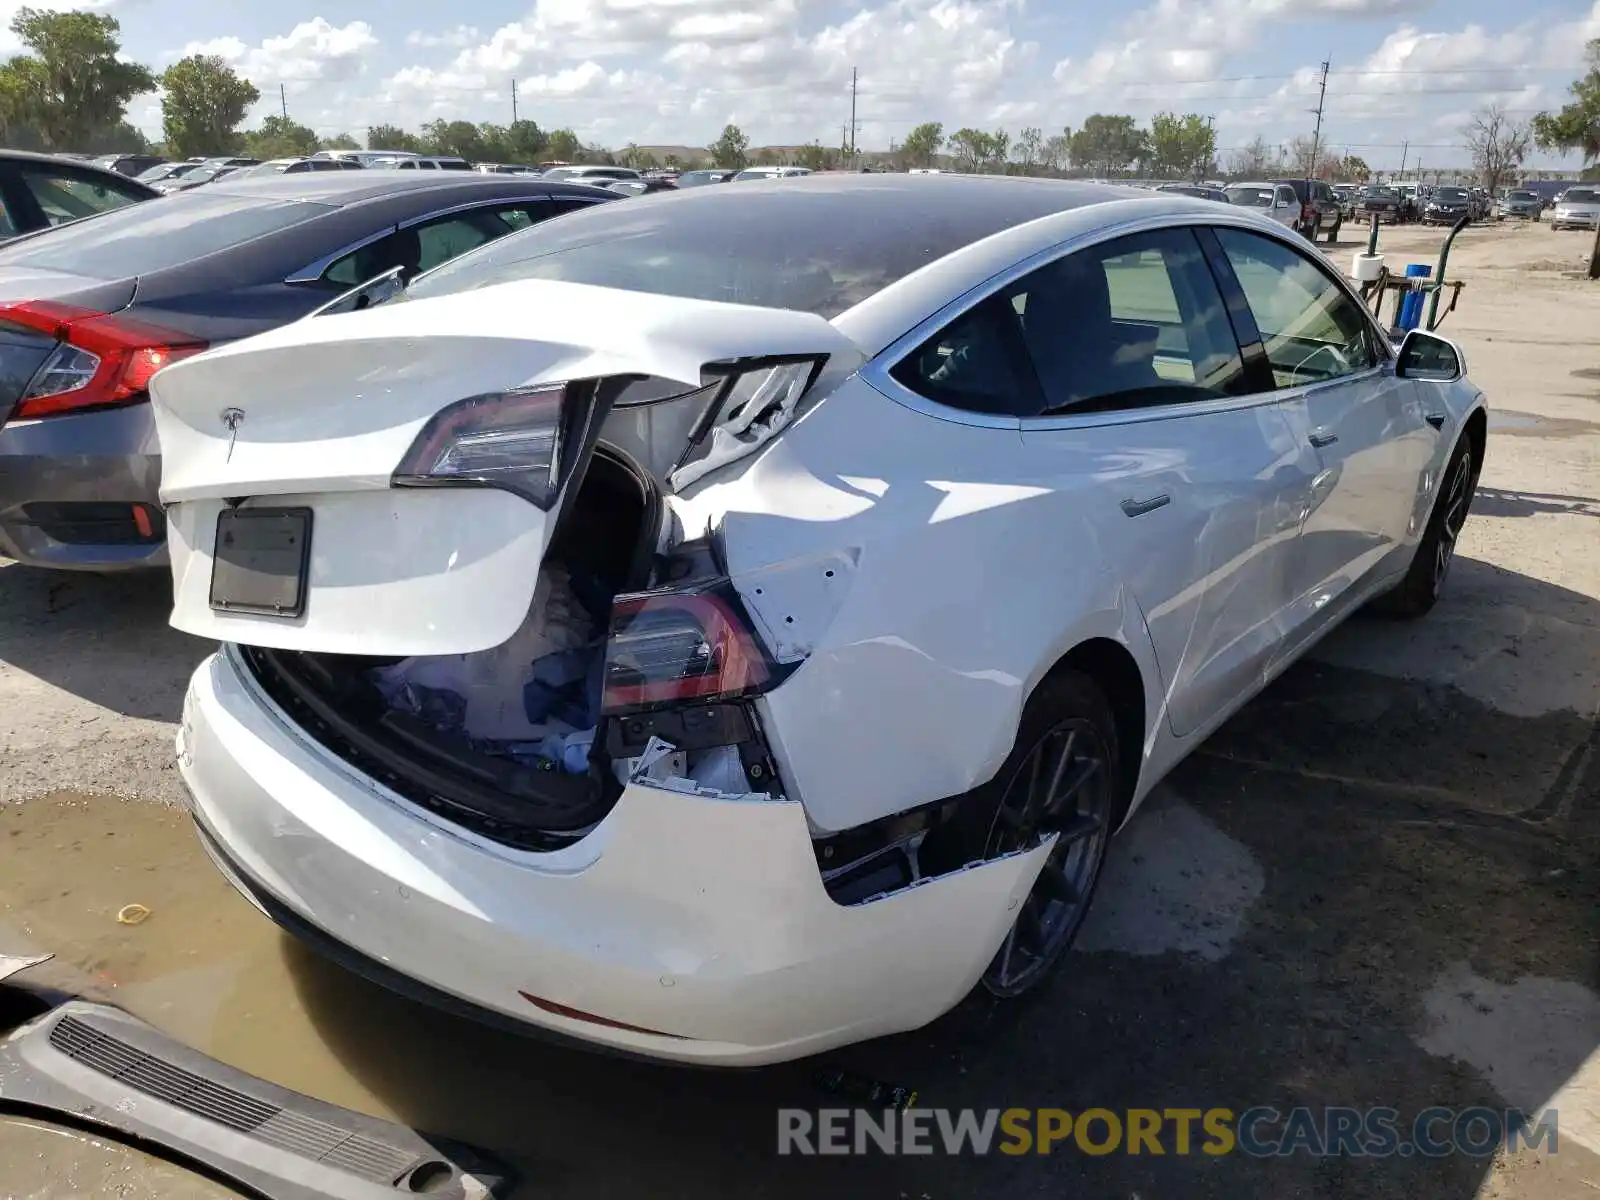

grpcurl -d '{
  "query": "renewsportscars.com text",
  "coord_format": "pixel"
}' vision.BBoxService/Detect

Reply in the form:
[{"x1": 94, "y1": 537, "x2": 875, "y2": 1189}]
[{"x1": 777, "y1": 1106, "x2": 1559, "y2": 1158}]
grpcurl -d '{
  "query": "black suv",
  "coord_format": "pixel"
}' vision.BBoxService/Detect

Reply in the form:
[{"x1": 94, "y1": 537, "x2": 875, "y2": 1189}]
[{"x1": 1274, "y1": 177, "x2": 1342, "y2": 242}]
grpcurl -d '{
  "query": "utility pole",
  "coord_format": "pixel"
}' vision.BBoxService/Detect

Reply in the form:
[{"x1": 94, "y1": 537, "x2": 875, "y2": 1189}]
[
  {"x1": 1398, "y1": 139, "x2": 1409, "y2": 181},
  {"x1": 511, "y1": 78, "x2": 518, "y2": 124},
  {"x1": 848, "y1": 67, "x2": 858, "y2": 162},
  {"x1": 280, "y1": 84, "x2": 288, "y2": 121},
  {"x1": 1307, "y1": 57, "x2": 1329, "y2": 179}
]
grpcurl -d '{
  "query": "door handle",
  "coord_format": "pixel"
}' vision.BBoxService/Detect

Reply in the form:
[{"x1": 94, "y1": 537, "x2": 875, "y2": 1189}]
[
  {"x1": 1120, "y1": 494, "x2": 1171, "y2": 518},
  {"x1": 1425, "y1": 412, "x2": 1446, "y2": 430},
  {"x1": 1309, "y1": 430, "x2": 1339, "y2": 448}
]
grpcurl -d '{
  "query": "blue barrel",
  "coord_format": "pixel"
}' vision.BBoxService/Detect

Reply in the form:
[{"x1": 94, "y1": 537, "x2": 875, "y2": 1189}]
[{"x1": 1399, "y1": 264, "x2": 1432, "y2": 331}]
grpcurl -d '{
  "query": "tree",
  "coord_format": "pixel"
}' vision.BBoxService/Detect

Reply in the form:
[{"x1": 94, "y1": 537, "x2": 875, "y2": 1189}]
[
  {"x1": 320, "y1": 132, "x2": 360, "y2": 151},
  {"x1": 1224, "y1": 135, "x2": 1274, "y2": 179},
  {"x1": 948, "y1": 127, "x2": 990, "y2": 172},
  {"x1": 900, "y1": 121, "x2": 943, "y2": 169},
  {"x1": 420, "y1": 119, "x2": 486, "y2": 159},
  {"x1": 795, "y1": 141, "x2": 828, "y2": 171},
  {"x1": 1532, "y1": 40, "x2": 1600, "y2": 278},
  {"x1": 0, "y1": 8, "x2": 154, "y2": 151},
  {"x1": 709, "y1": 123, "x2": 749, "y2": 169},
  {"x1": 1012, "y1": 126, "x2": 1042, "y2": 175},
  {"x1": 544, "y1": 128, "x2": 583, "y2": 162},
  {"x1": 1041, "y1": 129, "x2": 1070, "y2": 174},
  {"x1": 242, "y1": 114, "x2": 318, "y2": 160},
  {"x1": 1148, "y1": 111, "x2": 1216, "y2": 179},
  {"x1": 159, "y1": 55, "x2": 257, "y2": 158},
  {"x1": 1463, "y1": 103, "x2": 1532, "y2": 196},
  {"x1": 1533, "y1": 39, "x2": 1600, "y2": 169},
  {"x1": 503, "y1": 119, "x2": 547, "y2": 163},
  {"x1": 1338, "y1": 154, "x2": 1370, "y2": 181},
  {"x1": 1069, "y1": 114, "x2": 1146, "y2": 176},
  {"x1": 367, "y1": 123, "x2": 418, "y2": 152}
]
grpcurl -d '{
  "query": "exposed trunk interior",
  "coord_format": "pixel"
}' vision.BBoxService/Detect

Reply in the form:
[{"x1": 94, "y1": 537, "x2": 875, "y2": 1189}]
[{"x1": 243, "y1": 448, "x2": 659, "y2": 850}]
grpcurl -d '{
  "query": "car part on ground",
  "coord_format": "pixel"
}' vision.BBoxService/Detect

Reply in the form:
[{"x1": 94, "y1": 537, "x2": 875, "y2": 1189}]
[{"x1": 0, "y1": 1001, "x2": 513, "y2": 1199}]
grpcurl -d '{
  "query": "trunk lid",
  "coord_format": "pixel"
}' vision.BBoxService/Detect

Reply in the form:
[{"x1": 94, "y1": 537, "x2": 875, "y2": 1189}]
[{"x1": 154, "y1": 278, "x2": 861, "y2": 655}]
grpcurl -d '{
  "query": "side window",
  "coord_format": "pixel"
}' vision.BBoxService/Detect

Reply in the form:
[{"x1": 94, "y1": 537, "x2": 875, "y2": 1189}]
[
  {"x1": 1214, "y1": 227, "x2": 1376, "y2": 389},
  {"x1": 1014, "y1": 227, "x2": 1249, "y2": 413},
  {"x1": 19, "y1": 168, "x2": 145, "y2": 226},
  {"x1": 1275, "y1": 186, "x2": 1296, "y2": 210},
  {"x1": 320, "y1": 204, "x2": 538, "y2": 287},
  {"x1": 889, "y1": 293, "x2": 1038, "y2": 416}
]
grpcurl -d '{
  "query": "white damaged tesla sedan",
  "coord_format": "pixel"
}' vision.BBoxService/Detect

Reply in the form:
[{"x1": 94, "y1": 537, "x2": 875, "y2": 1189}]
[{"x1": 158, "y1": 175, "x2": 1486, "y2": 1065}]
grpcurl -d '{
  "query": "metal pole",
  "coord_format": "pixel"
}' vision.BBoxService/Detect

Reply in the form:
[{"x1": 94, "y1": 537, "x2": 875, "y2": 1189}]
[
  {"x1": 1398, "y1": 139, "x2": 1408, "y2": 181},
  {"x1": 1307, "y1": 58, "x2": 1329, "y2": 178},
  {"x1": 849, "y1": 67, "x2": 857, "y2": 161},
  {"x1": 280, "y1": 84, "x2": 287, "y2": 120},
  {"x1": 512, "y1": 78, "x2": 518, "y2": 124}
]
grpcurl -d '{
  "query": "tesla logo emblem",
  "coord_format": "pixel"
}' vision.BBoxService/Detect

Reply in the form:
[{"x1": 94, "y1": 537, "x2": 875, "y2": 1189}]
[{"x1": 221, "y1": 408, "x2": 244, "y2": 462}]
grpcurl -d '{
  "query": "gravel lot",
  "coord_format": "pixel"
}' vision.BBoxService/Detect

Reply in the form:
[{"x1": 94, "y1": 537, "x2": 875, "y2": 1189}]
[{"x1": 1, "y1": 214, "x2": 1597, "y2": 1198}]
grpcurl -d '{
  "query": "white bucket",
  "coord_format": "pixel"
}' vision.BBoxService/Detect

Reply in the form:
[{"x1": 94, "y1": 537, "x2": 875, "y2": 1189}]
[{"x1": 1351, "y1": 253, "x2": 1386, "y2": 283}]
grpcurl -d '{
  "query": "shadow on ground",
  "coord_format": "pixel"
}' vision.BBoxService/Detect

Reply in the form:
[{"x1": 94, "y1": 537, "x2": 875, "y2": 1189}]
[
  {"x1": 266, "y1": 561, "x2": 1599, "y2": 1200},
  {"x1": 0, "y1": 564, "x2": 209, "y2": 722}
]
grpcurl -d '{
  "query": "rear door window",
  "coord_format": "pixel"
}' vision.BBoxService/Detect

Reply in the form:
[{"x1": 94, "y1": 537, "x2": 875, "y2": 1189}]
[
  {"x1": 18, "y1": 167, "x2": 148, "y2": 226},
  {"x1": 321, "y1": 202, "x2": 554, "y2": 288}
]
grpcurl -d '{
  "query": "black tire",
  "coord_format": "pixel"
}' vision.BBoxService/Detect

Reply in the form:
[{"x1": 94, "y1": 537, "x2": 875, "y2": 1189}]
[
  {"x1": 1375, "y1": 436, "x2": 1478, "y2": 618},
  {"x1": 1325, "y1": 218, "x2": 1341, "y2": 243},
  {"x1": 938, "y1": 670, "x2": 1121, "y2": 1000}
]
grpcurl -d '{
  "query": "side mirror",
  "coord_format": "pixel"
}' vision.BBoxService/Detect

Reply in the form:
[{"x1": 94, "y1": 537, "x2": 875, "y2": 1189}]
[{"x1": 1395, "y1": 329, "x2": 1464, "y2": 382}]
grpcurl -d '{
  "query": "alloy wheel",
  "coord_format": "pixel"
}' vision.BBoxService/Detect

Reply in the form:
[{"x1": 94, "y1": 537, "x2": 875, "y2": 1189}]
[
  {"x1": 981, "y1": 719, "x2": 1113, "y2": 998},
  {"x1": 1433, "y1": 449, "x2": 1473, "y2": 592}
]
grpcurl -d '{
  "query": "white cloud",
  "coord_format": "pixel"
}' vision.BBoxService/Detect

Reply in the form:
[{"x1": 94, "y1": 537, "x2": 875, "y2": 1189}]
[
  {"x1": 405, "y1": 25, "x2": 481, "y2": 49},
  {"x1": 182, "y1": 17, "x2": 378, "y2": 87}
]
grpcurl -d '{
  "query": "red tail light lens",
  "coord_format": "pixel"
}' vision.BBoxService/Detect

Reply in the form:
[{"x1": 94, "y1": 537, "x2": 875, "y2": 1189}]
[
  {"x1": 601, "y1": 581, "x2": 780, "y2": 713},
  {"x1": 0, "y1": 301, "x2": 206, "y2": 420}
]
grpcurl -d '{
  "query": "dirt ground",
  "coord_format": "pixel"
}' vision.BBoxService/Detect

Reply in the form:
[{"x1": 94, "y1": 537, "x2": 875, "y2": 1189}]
[{"x1": 0, "y1": 214, "x2": 1597, "y2": 1198}]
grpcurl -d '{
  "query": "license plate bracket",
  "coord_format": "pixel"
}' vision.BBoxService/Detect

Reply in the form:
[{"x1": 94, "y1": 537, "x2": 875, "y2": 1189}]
[{"x1": 209, "y1": 507, "x2": 312, "y2": 618}]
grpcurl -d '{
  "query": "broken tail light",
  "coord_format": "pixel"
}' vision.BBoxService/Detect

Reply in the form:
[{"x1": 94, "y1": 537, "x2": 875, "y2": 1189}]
[
  {"x1": 392, "y1": 382, "x2": 573, "y2": 510},
  {"x1": 601, "y1": 580, "x2": 787, "y2": 713},
  {"x1": 0, "y1": 301, "x2": 207, "y2": 420}
]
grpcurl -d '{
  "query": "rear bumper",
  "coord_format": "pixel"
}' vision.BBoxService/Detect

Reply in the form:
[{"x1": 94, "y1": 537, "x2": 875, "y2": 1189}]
[
  {"x1": 179, "y1": 647, "x2": 1050, "y2": 1066},
  {"x1": 0, "y1": 404, "x2": 166, "y2": 570}
]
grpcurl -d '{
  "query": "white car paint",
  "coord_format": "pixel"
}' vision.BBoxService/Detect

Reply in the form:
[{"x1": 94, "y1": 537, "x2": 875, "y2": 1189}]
[
  {"x1": 158, "y1": 188, "x2": 1488, "y2": 1063},
  {"x1": 1551, "y1": 189, "x2": 1600, "y2": 230},
  {"x1": 1225, "y1": 181, "x2": 1300, "y2": 229}
]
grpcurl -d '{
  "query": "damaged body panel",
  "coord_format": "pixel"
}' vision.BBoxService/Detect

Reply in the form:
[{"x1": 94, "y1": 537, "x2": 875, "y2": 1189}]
[{"x1": 181, "y1": 645, "x2": 1052, "y2": 1065}]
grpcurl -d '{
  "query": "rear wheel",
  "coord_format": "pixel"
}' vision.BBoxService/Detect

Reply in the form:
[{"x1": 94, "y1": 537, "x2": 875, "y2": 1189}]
[
  {"x1": 974, "y1": 671, "x2": 1119, "y2": 999},
  {"x1": 1376, "y1": 438, "x2": 1477, "y2": 618}
]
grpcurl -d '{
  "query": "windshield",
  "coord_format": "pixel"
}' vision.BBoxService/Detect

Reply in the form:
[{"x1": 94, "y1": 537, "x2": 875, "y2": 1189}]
[
  {"x1": 0, "y1": 193, "x2": 331, "y2": 277},
  {"x1": 1364, "y1": 188, "x2": 1396, "y2": 198},
  {"x1": 136, "y1": 163, "x2": 189, "y2": 182},
  {"x1": 1564, "y1": 188, "x2": 1600, "y2": 203},
  {"x1": 1226, "y1": 187, "x2": 1274, "y2": 208},
  {"x1": 1509, "y1": 192, "x2": 1538, "y2": 201},
  {"x1": 409, "y1": 179, "x2": 1102, "y2": 319},
  {"x1": 676, "y1": 171, "x2": 723, "y2": 187},
  {"x1": 1435, "y1": 189, "x2": 1468, "y2": 201}
]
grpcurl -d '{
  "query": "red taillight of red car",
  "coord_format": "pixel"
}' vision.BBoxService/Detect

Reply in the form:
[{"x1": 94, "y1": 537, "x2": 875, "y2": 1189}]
[
  {"x1": 0, "y1": 300, "x2": 206, "y2": 420},
  {"x1": 601, "y1": 582, "x2": 779, "y2": 713}
]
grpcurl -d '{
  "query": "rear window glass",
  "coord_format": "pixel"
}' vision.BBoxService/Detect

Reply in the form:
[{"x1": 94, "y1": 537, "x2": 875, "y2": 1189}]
[
  {"x1": 0, "y1": 193, "x2": 332, "y2": 277},
  {"x1": 1226, "y1": 188, "x2": 1274, "y2": 207},
  {"x1": 408, "y1": 179, "x2": 1104, "y2": 317}
]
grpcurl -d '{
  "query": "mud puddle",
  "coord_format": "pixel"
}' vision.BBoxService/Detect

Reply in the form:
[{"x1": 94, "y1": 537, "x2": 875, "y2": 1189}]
[{"x1": 0, "y1": 1116, "x2": 237, "y2": 1200}]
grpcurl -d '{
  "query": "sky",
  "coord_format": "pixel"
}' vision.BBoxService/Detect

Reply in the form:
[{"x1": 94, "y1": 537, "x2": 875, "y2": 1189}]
[{"x1": 6, "y1": 0, "x2": 1597, "y2": 169}]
